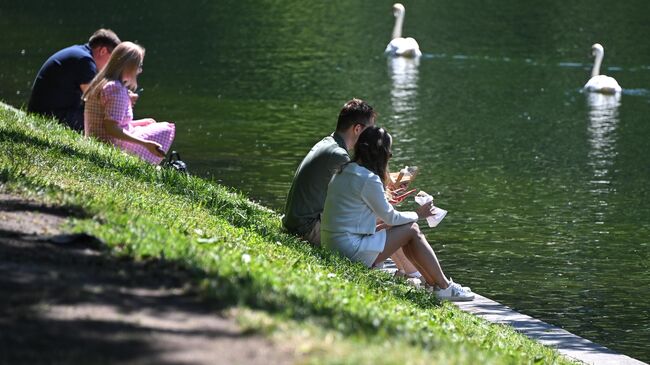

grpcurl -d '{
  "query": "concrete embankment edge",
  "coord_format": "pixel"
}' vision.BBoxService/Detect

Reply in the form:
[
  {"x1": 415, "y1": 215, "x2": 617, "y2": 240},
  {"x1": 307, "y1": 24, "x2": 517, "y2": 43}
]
[{"x1": 453, "y1": 294, "x2": 647, "y2": 365}]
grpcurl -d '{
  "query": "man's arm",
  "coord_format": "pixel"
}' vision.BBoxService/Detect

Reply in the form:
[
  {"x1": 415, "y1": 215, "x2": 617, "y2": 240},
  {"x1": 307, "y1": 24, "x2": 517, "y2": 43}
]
[
  {"x1": 328, "y1": 148, "x2": 350, "y2": 174},
  {"x1": 77, "y1": 55, "x2": 96, "y2": 95}
]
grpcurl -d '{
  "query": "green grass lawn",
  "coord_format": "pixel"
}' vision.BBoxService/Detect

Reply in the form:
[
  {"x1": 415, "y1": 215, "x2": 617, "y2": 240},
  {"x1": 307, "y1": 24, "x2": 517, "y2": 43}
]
[{"x1": 0, "y1": 102, "x2": 573, "y2": 364}]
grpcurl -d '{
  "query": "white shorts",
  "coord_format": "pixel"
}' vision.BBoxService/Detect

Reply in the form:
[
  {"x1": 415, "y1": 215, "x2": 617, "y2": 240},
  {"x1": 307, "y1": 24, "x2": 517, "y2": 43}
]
[{"x1": 321, "y1": 229, "x2": 387, "y2": 267}]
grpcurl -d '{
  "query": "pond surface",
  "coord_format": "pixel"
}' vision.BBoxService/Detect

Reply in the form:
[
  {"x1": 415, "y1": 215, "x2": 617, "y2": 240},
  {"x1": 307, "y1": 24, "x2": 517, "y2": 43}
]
[{"x1": 1, "y1": 0, "x2": 649, "y2": 361}]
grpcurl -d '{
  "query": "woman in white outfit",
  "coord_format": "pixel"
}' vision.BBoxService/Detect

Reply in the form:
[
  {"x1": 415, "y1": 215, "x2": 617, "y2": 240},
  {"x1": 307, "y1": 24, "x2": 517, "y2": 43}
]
[{"x1": 321, "y1": 126, "x2": 473, "y2": 301}]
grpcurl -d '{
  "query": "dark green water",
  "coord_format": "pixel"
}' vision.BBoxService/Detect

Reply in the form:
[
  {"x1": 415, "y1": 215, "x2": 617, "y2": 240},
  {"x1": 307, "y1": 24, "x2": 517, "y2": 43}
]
[{"x1": 2, "y1": 0, "x2": 649, "y2": 361}]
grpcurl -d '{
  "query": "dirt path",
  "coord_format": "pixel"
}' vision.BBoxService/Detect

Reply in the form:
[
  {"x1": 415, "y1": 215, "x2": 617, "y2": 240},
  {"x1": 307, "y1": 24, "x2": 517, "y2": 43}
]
[{"x1": 0, "y1": 193, "x2": 296, "y2": 365}]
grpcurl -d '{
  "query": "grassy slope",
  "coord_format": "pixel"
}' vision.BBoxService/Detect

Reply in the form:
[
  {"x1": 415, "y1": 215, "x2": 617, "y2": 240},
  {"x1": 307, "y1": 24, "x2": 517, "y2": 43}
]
[{"x1": 0, "y1": 102, "x2": 572, "y2": 365}]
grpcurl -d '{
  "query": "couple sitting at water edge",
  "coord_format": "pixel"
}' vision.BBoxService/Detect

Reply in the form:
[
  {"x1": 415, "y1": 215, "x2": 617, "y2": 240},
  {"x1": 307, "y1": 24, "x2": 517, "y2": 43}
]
[
  {"x1": 28, "y1": 29, "x2": 175, "y2": 165},
  {"x1": 283, "y1": 99, "x2": 474, "y2": 301}
]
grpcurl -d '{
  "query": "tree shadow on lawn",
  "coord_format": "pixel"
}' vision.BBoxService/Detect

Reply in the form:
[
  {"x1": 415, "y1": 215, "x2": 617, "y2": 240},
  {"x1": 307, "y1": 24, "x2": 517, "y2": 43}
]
[{"x1": 0, "y1": 198, "x2": 296, "y2": 365}]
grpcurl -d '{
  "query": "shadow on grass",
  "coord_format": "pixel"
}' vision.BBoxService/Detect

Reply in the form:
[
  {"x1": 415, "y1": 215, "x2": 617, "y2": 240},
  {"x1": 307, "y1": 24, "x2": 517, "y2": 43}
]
[
  {"x1": 0, "y1": 196, "x2": 87, "y2": 219},
  {"x1": 0, "y1": 222, "x2": 296, "y2": 364},
  {"x1": 0, "y1": 192, "x2": 294, "y2": 364}
]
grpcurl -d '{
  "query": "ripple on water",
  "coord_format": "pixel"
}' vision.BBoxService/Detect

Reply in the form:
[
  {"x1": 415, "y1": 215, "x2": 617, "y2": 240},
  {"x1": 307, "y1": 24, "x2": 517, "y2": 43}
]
[
  {"x1": 622, "y1": 88, "x2": 650, "y2": 97},
  {"x1": 558, "y1": 62, "x2": 584, "y2": 68}
]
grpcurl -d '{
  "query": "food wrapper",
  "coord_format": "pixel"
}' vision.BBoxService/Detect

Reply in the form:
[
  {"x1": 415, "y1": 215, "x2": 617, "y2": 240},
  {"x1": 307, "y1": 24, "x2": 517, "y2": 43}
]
[{"x1": 414, "y1": 191, "x2": 447, "y2": 228}]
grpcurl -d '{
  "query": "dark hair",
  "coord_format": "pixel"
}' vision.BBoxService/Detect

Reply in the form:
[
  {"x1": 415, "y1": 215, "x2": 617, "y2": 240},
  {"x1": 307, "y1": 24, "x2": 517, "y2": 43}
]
[
  {"x1": 335, "y1": 98, "x2": 377, "y2": 132},
  {"x1": 88, "y1": 29, "x2": 121, "y2": 51},
  {"x1": 353, "y1": 126, "x2": 392, "y2": 185}
]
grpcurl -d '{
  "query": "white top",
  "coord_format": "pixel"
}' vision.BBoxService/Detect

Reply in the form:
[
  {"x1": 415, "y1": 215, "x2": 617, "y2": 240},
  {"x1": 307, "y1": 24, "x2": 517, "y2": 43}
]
[{"x1": 321, "y1": 162, "x2": 418, "y2": 235}]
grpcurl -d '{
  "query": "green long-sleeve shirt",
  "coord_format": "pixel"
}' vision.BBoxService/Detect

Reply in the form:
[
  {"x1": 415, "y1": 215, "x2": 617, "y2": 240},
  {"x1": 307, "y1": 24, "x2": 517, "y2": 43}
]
[{"x1": 282, "y1": 132, "x2": 349, "y2": 236}]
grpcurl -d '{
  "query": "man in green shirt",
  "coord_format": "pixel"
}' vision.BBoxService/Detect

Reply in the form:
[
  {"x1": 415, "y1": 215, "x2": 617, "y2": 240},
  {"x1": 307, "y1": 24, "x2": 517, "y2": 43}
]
[{"x1": 283, "y1": 99, "x2": 376, "y2": 245}]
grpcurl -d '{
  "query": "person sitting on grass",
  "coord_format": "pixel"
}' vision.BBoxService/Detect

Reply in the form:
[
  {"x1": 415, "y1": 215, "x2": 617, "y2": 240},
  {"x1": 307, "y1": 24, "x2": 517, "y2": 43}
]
[
  {"x1": 282, "y1": 99, "x2": 422, "y2": 278},
  {"x1": 283, "y1": 98, "x2": 376, "y2": 246},
  {"x1": 321, "y1": 126, "x2": 474, "y2": 301},
  {"x1": 28, "y1": 29, "x2": 121, "y2": 132},
  {"x1": 82, "y1": 41, "x2": 175, "y2": 165}
]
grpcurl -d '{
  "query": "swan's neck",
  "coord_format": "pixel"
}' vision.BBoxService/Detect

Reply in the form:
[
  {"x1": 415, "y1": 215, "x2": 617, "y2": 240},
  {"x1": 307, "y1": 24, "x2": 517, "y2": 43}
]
[
  {"x1": 592, "y1": 51, "x2": 603, "y2": 78},
  {"x1": 392, "y1": 11, "x2": 404, "y2": 40}
]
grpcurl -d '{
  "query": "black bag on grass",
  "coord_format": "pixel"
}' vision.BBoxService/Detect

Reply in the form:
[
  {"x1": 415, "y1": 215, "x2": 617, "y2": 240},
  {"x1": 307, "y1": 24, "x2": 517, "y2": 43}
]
[{"x1": 164, "y1": 151, "x2": 188, "y2": 174}]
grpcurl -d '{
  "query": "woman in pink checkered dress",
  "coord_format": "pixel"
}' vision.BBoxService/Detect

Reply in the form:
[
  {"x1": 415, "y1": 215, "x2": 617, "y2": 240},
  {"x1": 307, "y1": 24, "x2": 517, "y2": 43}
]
[{"x1": 83, "y1": 41, "x2": 174, "y2": 164}]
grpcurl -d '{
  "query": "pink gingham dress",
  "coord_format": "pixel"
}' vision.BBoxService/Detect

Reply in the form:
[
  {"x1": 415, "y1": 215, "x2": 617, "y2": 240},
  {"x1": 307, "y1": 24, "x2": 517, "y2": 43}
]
[{"x1": 84, "y1": 80, "x2": 175, "y2": 164}]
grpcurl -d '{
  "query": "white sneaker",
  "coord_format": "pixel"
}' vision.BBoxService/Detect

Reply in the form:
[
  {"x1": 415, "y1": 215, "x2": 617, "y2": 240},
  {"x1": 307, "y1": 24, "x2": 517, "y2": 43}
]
[
  {"x1": 405, "y1": 277, "x2": 423, "y2": 288},
  {"x1": 434, "y1": 280, "x2": 474, "y2": 301},
  {"x1": 425, "y1": 279, "x2": 471, "y2": 293},
  {"x1": 394, "y1": 270, "x2": 423, "y2": 288},
  {"x1": 406, "y1": 271, "x2": 422, "y2": 279},
  {"x1": 448, "y1": 277, "x2": 471, "y2": 292}
]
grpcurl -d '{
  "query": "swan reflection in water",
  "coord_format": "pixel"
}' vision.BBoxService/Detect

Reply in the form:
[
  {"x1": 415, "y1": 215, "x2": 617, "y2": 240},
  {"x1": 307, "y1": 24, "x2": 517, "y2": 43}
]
[
  {"x1": 388, "y1": 56, "x2": 420, "y2": 128},
  {"x1": 586, "y1": 92, "x2": 621, "y2": 210}
]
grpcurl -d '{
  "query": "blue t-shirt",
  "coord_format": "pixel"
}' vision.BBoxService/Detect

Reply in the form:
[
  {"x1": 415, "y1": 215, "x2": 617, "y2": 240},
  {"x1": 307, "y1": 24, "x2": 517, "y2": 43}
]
[{"x1": 27, "y1": 44, "x2": 97, "y2": 131}]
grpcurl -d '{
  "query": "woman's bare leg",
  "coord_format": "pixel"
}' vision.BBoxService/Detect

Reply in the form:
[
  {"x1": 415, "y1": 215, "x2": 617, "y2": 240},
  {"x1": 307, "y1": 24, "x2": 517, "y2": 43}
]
[
  {"x1": 391, "y1": 248, "x2": 420, "y2": 275},
  {"x1": 374, "y1": 223, "x2": 450, "y2": 288}
]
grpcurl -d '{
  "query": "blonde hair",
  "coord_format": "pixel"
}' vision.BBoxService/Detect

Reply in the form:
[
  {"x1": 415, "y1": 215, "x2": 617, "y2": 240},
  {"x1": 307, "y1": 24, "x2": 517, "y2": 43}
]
[{"x1": 83, "y1": 41, "x2": 145, "y2": 101}]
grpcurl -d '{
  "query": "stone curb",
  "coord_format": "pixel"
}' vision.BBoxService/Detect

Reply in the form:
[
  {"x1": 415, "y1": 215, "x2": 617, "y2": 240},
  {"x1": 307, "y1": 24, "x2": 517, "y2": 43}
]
[{"x1": 453, "y1": 293, "x2": 647, "y2": 365}]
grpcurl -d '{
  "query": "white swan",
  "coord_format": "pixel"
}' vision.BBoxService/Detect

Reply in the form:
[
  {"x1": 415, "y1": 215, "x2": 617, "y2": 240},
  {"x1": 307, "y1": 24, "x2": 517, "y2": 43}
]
[
  {"x1": 584, "y1": 43, "x2": 622, "y2": 94},
  {"x1": 385, "y1": 3, "x2": 422, "y2": 58}
]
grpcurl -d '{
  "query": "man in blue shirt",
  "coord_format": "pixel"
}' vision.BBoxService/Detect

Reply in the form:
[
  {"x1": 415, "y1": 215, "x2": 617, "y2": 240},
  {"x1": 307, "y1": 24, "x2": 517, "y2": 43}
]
[{"x1": 27, "y1": 29, "x2": 121, "y2": 131}]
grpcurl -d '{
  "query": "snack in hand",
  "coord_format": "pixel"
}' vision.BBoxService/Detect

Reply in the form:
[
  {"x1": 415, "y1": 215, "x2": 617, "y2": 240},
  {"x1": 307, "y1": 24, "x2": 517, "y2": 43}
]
[
  {"x1": 414, "y1": 190, "x2": 433, "y2": 205},
  {"x1": 390, "y1": 165, "x2": 418, "y2": 187},
  {"x1": 414, "y1": 191, "x2": 447, "y2": 228}
]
